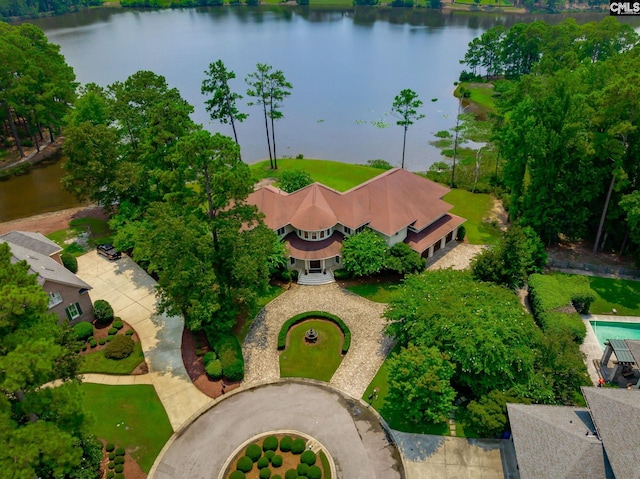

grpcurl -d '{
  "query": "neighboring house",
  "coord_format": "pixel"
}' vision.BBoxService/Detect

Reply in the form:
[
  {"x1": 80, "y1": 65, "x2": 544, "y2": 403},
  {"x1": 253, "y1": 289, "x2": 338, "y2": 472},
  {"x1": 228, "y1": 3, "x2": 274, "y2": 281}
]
[
  {"x1": 247, "y1": 168, "x2": 465, "y2": 274},
  {"x1": 508, "y1": 386, "x2": 640, "y2": 479},
  {"x1": 0, "y1": 231, "x2": 93, "y2": 324}
]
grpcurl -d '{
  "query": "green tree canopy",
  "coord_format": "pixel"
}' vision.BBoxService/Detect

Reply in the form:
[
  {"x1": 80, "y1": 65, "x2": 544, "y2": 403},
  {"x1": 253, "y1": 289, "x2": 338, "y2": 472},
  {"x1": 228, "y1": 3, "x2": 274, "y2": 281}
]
[
  {"x1": 340, "y1": 229, "x2": 389, "y2": 277},
  {"x1": 391, "y1": 88, "x2": 424, "y2": 169},
  {"x1": 277, "y1": 169, "x2": 313, "y2": 193}
]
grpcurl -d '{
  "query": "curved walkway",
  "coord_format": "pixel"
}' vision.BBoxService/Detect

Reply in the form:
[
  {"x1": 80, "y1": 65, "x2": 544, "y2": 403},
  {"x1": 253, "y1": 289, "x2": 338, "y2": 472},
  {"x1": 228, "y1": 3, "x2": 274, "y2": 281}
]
[
  {"x1": 243, "y1": 283, "x2": 392, "y2": 398},
  {"x1": 151, "y1": 381, "x2": 403, "y2": 479},
  {"x1": 77, "y1": 251, "x2": 212, "y2": 431}
]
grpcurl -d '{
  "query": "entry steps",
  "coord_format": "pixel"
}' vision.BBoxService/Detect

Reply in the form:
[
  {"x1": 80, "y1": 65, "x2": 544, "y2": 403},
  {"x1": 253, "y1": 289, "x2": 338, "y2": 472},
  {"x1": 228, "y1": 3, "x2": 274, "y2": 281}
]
[{"x1": 297, "y1": 271, "x2": 335, "y2": 286}]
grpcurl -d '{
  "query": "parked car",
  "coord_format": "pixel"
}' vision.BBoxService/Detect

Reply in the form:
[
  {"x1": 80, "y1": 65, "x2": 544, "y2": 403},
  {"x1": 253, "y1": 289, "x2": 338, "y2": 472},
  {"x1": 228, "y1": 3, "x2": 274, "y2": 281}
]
[{"x1": 97, "y1": 244, "x2": 121, "y2": 260}]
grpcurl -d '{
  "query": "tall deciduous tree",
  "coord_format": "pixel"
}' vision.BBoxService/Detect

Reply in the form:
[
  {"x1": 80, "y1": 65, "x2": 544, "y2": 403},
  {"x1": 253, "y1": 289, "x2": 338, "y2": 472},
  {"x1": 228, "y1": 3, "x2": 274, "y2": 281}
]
[
  {"x1": 341, "y1": 229, "x2": 389, "y2": 277},
  {"x1": 201, "y1": 59, "x2": 247, "y2": 154},
  {"x1": 391, "y1": 88, "x2": 424, "y2": 169}
]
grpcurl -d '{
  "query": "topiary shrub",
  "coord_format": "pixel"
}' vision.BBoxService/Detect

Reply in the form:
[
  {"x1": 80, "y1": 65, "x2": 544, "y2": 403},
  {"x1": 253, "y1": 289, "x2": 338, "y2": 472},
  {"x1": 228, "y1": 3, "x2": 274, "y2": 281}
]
[
  {"x1": 246, "y1": 443, "x2": 262, "y2": 462},
  {"x1": 297, "y1": 464, "x2": 309, "y2": 476},
  {"x1": 263, "y1": 435, "x2": 278, "y2": 451},
  {"x1": 203, "y1": 351, "x2": 217, "y2": 365},
  {"x1": 456, "y1": 225, "x2": 466, "y2": 242},
  {"x1": 114, "y1": 475, "x2": 124, "y2": 479},
  {"x1": 98, "y1": 338, "x2": 106, "y2": 346},
  {"x1": 260, "y1": 467, "x2": 272, "y2": 479},
  {"x1": 105, "y1": 443, "x2": 115, "y2": 452},
  {"x1": 113, "y1": 319, "x2": 123, "y2": 330},
  {"x1": 114, "y1": 456, "x2": 125, "y2": 465},
  {"x1": 285, "y1": 469, "x2": 298, "y2": 479},
  {"x1": 273, "y1": 476, "x2": 282, "y2": 479},
  {"x1": 114, "y1": 464, "x2": 123, "y2": 473},
  {"x1": 108, "y1": 462, "x2": 115, "y2": 470},
  {"x1": 291, "y1": 438, "x2": 306, "y2": 454},
  {"x1": 108, "y1": 452, "x2": 116, "y2": 460},
  {"x1": 230, "y1": 471, "x2": 246, "y2": 479},
  {"x1": 207, "y1": 333, "x2": 245, "y2": 382},
  {"x1": 265, "y1": 450, "x2": 275, "y2": 461},
  {"x1": 257, "y1": 457, "x2": 269, "y2": 469},
  {"x1": 106, "y1": 335, "x2": 114, "y2": 342},
  {"x1": 107, "y1": 472, "x2": 115, "y2": 479},
  {"x1": 108, "y1": 327, "x2": 118, "y2": 335},
  {"x1": 90, "y1": 339, "x2": 97, "y2": 348},
  {"x1": 73, "y1": 322, "x2": 94, "y2": 341},
  {"x1": 93, "y1": 299, "x2": 114, "y2": 325},
  {"x1": 115, "y1": 447, "x2": 125, "y2": 456},
  {"x1": 61, "y1": 252, "x2": 78, "y2": 273},
  {"x1": 104, "y1": 335, "x2": 135, "y2": 360},
  {"x1": 300, "y1": 450, "x2": 316, "y2": 466},
  {"x1": 205, "y1": 359, "x2": 223, "y2": 380},
  {"x1": 307, "y1": 465, "x2": 322, "y2": 479},
  {"x1": 271, "y1": 455, "x2": 283, "y2": 468},
  {"x1": 237, "y1": 456, "x2": 253, "y2": 473},
  {"x1": 125, "y1": 329, "x2": 134, "y2": 336},
  {"x1": 279, "y1": 436, "x2": 293, "y2": 452}
]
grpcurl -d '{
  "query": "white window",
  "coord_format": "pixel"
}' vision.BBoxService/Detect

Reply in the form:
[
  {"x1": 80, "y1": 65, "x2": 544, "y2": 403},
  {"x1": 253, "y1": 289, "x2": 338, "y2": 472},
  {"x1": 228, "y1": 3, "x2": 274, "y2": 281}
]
[
  {"x1": 277, "y1": 227, "x2": 285, "y2": 236},
  {"x1": 65, "y1": 302, "x2": 82, "y2": 320},
  {"x1": 344, "y1": 226, "x2": 351, "y2": 235},
  {"x1": 48, "y1": 291, "x2": 63, "y2": 309}
]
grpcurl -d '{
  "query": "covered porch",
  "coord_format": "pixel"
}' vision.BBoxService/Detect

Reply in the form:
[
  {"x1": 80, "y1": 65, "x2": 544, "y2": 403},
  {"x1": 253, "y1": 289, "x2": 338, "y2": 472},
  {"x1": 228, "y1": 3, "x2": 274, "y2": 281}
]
[
  {"x1": 600, "y1": 339, "x2": 640, "y2": 387},
  {"x1": 284, "y1": 231, "x2": 344, "y2": 284}
]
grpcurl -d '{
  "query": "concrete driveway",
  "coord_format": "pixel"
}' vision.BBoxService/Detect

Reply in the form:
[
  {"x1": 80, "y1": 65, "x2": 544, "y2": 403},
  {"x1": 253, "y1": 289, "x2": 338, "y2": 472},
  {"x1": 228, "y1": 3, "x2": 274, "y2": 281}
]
[{"x1": 77, "y1": 250, "x2": 212, "y2": 431}]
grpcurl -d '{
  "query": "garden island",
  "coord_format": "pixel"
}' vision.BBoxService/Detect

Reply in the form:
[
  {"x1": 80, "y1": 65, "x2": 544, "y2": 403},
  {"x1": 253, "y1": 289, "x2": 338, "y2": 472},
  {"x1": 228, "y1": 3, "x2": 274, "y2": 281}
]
[{"x1": 2, "y1": 12, "x2": 640, "y2": 479}]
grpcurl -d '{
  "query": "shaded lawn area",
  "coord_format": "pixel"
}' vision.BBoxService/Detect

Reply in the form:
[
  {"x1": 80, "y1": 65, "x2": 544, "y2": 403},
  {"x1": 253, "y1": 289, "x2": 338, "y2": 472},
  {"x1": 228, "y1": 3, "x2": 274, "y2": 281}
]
[
  {"x1": 80, "y1": 384, "x2": 172, "y2": 473},
  {"x1": 362, "y1": 344, "x2": 449, "y2": 436},
  {"x1": 250, "y1": 159, "x2": 384, "y2": 192},
  {"x1": 78, "y1": 342, "x2": 145, "y2": 374},
  {"x1": 443, "y1": 189, "x2": 500, "y2": 245},
  {"x1": 279, "y1": 320, "x2": 344, "y2": 381},
  {"x1": 588, "y1": 276, "x2": 640, "y2": 316},
  {"x1": 47, "y1": 217, "x2": 113, "y2": 256},
  {"x1": 346, "y1": 280, "x2": 401, "y2": 303},
  {"x1": 235, "y1": 284, "x2": 286, "y2": 342}
]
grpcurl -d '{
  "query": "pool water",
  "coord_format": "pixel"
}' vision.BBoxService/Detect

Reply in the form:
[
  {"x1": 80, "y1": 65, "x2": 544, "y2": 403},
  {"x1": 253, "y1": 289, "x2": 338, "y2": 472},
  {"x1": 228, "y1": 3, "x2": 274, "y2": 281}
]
[{"x1": 590, "y1": 321, "x2": 640, "y2": 348}]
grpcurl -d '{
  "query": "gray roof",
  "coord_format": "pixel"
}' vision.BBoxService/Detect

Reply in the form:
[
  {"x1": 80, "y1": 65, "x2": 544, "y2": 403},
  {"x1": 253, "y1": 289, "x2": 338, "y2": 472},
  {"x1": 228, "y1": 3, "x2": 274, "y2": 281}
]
[
  {"x1": 2, "y1": 240, "x2": 91, "y2": 291},
  {"x1": 582, "y1": 386, "x2": 640, "y2": 479},
  {"x1": 0, "y1": 231, "x2": 62, "y2": 257},
  {"x1": 625, "y1": 340, "x2": 640, "y2": 365},
  {"x1": 507, "y1": 403, "x2": 613, "y2": 479},
  {"x1": 608, "y1": 339, "x2": 635, "y2": 364}
]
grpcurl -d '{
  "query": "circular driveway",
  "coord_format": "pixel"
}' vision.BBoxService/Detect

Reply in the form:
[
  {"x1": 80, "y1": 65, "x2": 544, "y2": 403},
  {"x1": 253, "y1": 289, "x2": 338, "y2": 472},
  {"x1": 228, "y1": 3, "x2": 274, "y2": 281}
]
[{"x1": 150, "y1": 381, "x2": 404, "y2": 479}]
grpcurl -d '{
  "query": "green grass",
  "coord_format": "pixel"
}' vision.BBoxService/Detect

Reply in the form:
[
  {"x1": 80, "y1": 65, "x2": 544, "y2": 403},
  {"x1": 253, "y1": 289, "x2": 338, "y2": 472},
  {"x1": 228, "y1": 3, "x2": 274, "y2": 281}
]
[
  {"x1": 346, "y1": 280, "x2": 401, "y2": 303},
  {"x1": 362, "y1": 344, "x2": 449, "y2": 435},
  {"x1": 588, "y1": 276, "x2": 640, "y2": 316},
  {"x1": 46, "y1": 217, "x2": 113, "y2": 256},
  {"x1": 443, "y1": 189, "x2": 500, "y2": 245},
  {"x1": 279, "y1": 320, "x2": 344, "y2": 381},
  {"x1": 455, "y1": 82, "x2": 498, "y2": 114},
  {"x1": 235, "y1": 284, "x2": 286, "y2": 342},
  {"x1": 250, "y1": 159, "x2": 384, "y2": 192},
  {"x1": 78, "y1": 342, "x2": 145, "y2": 374},
  {"x1": 80, "y1": 383, "x2": 172, "y2": 473},
  {"x1": 455, "y1": 0, "x2": 513, "y2": 6}
]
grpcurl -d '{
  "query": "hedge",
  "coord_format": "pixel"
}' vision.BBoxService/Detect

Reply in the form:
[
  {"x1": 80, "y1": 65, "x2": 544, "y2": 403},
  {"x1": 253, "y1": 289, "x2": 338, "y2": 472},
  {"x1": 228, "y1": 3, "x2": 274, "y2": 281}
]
[
  {"x1": 73, "y1": 322, "x2": 94, "y2": 341},
  {"x1": 263, "y1": 436, "x2": 278, "y2": 452},
  {"x1": 237, "y1": 456, "x2": 253, "y2": 473},
  {"x1": 206, "y1": 332, "x2": 245, "y2": 382},
  {"x1": 277, "y1": 311, "x2": 351, "y2": 354},
  {"x1": 300, "y1": 450, "x2": 316, "y2": 466}
]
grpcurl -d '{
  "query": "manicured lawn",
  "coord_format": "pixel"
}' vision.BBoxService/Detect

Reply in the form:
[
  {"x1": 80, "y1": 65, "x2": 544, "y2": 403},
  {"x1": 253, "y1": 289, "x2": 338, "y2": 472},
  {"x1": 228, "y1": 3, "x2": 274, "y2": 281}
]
[
  {"x1": 346, "y1": 280, "x2": 401, "y2": 303},
  {"x1": 80, "y1": 383, "x2": 172, "y2": 473},
  {"x1": 78, "y1": 342, "x2": 145, "y2": 374},
  {"x1": 588, "y1": 276, "x2": 640, "y2": 316},
  {"x1": 455, "y1": 0, "x2": 513, "y2": 6},
  {"x1": 362, "y1": 344, "x2": 449, "y2": 436},
  {"x1": 279, "y1": 320, "x2": 344, "y2": 381},
  {"x1": 443, "y1": 189, "x2": 501, "y2": 245},
  {"x1": 250, "y1": 159, "x2": 384, "y2": 192}
]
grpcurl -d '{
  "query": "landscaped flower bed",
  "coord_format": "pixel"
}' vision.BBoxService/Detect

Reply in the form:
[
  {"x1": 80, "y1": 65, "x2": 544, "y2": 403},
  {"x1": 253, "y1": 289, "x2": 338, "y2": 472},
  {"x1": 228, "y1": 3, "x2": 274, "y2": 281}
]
[{"x1": 224, "y1": 434, "x2": 331, "y2": 479}]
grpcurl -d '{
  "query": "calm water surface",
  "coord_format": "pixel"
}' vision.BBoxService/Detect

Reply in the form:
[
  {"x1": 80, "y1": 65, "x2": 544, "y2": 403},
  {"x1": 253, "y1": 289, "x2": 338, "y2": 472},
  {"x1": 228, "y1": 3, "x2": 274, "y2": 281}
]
[{"x1": 1, "y1": 7, "x2": 623, "y2": 221}]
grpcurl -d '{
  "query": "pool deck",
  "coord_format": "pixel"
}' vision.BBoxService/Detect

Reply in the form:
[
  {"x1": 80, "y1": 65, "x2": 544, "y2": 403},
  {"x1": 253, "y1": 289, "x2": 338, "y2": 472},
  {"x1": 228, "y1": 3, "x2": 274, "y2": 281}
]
[{"x1": 581, "y1": 314, "x2": 640, "y2": 385}]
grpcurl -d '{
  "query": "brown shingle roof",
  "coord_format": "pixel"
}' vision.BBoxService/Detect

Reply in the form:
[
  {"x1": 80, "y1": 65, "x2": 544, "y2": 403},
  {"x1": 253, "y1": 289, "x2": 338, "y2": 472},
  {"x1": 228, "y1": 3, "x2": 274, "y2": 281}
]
[
  {"x1": 405, "y1": 214, "x2": 466, "y2": 254},
  {"x1": 247, "y1": 168, "x2": 456, "y2": 236},
  {"x1": 285, "y1": 232, "x2": 344, "y2": 260}
]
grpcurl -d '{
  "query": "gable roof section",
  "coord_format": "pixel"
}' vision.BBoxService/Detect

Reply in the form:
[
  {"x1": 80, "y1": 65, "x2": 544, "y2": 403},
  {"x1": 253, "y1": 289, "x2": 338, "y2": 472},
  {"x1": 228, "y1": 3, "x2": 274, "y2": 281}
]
[
  {"x1": 2, "y1": 240, "x2": 91, "y2": 291},
  {"x1": 582, "y1": 386, "x2": 640, "y2": 479},
  {"x1": 0, "y1": 231, "x2": 62, "y2": 257},
  {"x1": 247, "y1": 168, "x2": 456, "y2": 236},
  {"x1": 507, "y1": 403, "x2": 613, "y2": 479}
]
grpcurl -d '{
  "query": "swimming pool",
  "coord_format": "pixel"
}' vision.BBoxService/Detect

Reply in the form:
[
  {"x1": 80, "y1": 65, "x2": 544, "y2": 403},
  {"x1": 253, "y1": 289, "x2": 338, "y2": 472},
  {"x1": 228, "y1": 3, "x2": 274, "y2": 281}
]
[{"x1": 590, "y1": 321, "x2": 640, "y2": 348}]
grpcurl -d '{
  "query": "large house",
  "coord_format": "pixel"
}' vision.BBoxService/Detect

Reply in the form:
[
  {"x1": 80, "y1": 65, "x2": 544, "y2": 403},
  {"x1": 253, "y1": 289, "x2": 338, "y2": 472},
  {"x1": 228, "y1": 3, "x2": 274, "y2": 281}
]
[
  {"x1": 247, "y1": 168, "x2": 465, "y2": 275},
  {"x1": 0, "y1": 231, "x2": 93, "y2": 324}
]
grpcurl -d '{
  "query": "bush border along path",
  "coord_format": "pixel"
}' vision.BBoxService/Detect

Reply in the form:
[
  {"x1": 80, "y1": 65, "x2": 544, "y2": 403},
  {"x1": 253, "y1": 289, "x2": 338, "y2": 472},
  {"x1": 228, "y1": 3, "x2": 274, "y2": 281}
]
[{"x1": 278, "y1": 311, "x2": 351, "y2": 354}]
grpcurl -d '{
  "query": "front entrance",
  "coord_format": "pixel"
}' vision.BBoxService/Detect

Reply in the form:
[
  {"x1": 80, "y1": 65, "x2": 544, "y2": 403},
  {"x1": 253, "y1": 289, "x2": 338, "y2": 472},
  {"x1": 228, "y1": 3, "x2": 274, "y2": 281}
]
[{"x1": 309, "y1": 260, "x2": 322, "y2": 273}]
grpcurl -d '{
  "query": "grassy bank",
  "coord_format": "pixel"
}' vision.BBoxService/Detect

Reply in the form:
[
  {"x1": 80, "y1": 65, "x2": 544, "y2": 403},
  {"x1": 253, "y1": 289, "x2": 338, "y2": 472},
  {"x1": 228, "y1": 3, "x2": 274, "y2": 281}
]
[{"x1": 443, "y1": 189, "x2": 500, "y2": 244}]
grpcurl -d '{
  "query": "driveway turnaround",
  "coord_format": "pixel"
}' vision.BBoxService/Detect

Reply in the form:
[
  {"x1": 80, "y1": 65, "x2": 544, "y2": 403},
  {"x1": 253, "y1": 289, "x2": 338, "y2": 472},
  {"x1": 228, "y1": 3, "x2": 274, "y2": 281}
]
[
  {"x1": 77, "y1": 251, "x2": 212, "y2": 431},
  {"x1": 150, "y1": 381, "x2": 404, "y2": 479}
]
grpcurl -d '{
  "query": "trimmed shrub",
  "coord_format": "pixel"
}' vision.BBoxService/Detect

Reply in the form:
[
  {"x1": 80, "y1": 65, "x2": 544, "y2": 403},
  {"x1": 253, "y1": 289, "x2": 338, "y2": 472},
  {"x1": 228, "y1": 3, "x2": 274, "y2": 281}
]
[
  {"x1": 263, "y1": 435, "x2": 278, "y2": 451},
  {"x1": 300, "y1": 450, "x2": 316, "y2": 466},
  {"x1": 257, "y1": 457, "x2": 269, "y2": 469},
  {"x1": 114, "y1": 456, "x2": 125, "y2": 465},
  {"x1": 237, "y1": 456, "x2": 253, "y2": 473},
  {"x1": 73, "y1": 322, "x2": 94, "y2": 341},
  {"x1": 285, "y1": 470, "x2": 298, "y2": 479},
  {"x1": 291, "y1": 438, "x2": 306, "y2": 454},
  {"x1": 112, "y1": 320, "x2": 124, "y2": 330},
  {"x1": 206, "y1": 333, "x2": 245, "y2": 382},
  {"x1": 93, "y1": 299, "x2": 114, "y2": 325},
  {"x1": 108, "y1": 452, "x2": 116, "y2": 460},
  {"x1": 203, "y1": 351, "x2": 217, "y2": 365},
  {"x1": 108, "y1": 327, "x2": 118, "y2": 335},
  {"x1": 98, "y1": 338, "x2": 106, "y2": 346},
  {"x1": 205, "y1": 359, "x2": 223, "y2": 380},
  {"x1": 297, "y1": 464, "x2": 309, "y2": 476},
  {"x1": 333, "y1": 269, "x2": 351, "y2": 280},
  {"x1": 105, "y1": 443, "x2": 115, "y2": 452},
  {"x1": 271, "y1": 454, "x2": 283, "y2": 467},
  {"x1": 279, "y1": 436, "x2": 293, "y2": 452},
  {"x1": 61, "y1": 252, "x2": 78, "y2": 273},
  {"x1": 108, "y1": 462, "x2": 115, "y2": 470},
  {"x1": 456, "y1": 225, "x2": 466, "y2": 241},
  {"x1": 115, "y1": 448, "x2": 125, "y2": 456},
  {"x1": 260, "y1": 466, "x2": 272, "y2": 478},
  {"x1": 107, "y1": 472, "x2": 115, "y2": 479},
  {"x1": 106, "y1": 335, "x2": 114, "y2": 342},
  {"x1": 273, "y1": 476, "x2": 282, "y2": 479},
  {"x1": 125, "y1": 329, "x2": 134, "y2": 336},
  {"x1": 230, "y1": 471, "x2": 246, "y2": 479},
  {"x1": 114, "y1": 465, "x2": 124, "y2": 473},
  {"x1": 114, "y1": 475, "x2": 124, "y2": 479},
  {"x1": 104, "y1": 335, "x2": 135, "y2": 360},
  {"x1": 277, "y1": 311, "x2": 351, "y2": 354},
  {"x1": 291, "y1": 270, "x2": 299, "y2": 282},
  {"x1": 265, "y1": 450, "x2": 275, "y2": 461},
  {"x1": 307, "y1": 466, "x2": 322, "y2": 479},
  {"x1": 89, "y1": 339, "x2": 97, "y2": 348},
  {"x1": 246, "y1": 444, "x2": 262, "y2": 462}
]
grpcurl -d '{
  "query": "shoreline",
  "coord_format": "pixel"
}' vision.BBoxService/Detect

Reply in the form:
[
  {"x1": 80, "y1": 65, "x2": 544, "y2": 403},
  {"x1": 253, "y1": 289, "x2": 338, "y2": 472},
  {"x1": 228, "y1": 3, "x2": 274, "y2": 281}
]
[{"x1": 0, "y1": 205, "x2": 107, "y2": 235}]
